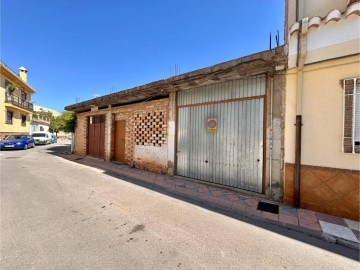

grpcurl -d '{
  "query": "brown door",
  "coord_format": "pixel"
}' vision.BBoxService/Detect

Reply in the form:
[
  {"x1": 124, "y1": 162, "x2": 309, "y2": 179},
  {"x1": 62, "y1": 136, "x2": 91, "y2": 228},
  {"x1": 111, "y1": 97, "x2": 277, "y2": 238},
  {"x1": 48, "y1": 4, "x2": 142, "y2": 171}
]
[
  {"x1": 115, "y1": 120, "x2": 126, "y2": 162},
  {"x1": 87, "y1": 115, "x2": 105, "y2": 158}
]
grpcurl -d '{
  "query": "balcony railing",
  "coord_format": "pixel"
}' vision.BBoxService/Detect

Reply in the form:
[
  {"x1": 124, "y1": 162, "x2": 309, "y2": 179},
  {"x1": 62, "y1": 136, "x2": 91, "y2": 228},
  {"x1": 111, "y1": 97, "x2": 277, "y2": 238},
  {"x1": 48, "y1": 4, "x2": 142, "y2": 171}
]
[
  {"x1": 5, "y1": 93, "x2": 33, "y2": 111},
  {"x1": 32, "y1": 114, "x2": 50, "y2": 123}
]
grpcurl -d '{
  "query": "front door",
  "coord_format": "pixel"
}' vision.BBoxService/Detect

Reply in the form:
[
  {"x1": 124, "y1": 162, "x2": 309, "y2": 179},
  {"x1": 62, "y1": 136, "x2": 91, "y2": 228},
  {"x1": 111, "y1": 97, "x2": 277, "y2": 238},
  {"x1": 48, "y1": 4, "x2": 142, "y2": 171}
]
[
  {"x1": 115, "y1": 120, "x2": 126, "y2": 162},
  {"x1": 87, "y1": 115, "x2": 105, "y2": 158}
]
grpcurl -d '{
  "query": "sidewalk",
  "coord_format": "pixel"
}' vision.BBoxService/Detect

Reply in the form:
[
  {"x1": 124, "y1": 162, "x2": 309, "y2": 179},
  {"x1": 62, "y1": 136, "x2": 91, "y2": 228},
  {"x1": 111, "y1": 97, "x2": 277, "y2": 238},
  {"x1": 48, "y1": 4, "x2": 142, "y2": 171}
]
[{"x1": 60, "y1": 153, "x2": 360, "y2": 250}]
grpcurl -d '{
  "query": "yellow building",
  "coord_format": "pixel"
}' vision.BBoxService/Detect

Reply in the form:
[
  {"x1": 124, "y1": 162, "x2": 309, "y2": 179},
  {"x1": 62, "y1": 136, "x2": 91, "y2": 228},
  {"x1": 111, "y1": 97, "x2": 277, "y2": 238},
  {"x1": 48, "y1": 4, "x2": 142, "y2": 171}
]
[
  {"x1": 0, "y1": 62, "x2": 36, "y2": 139},
  {"x1": 284, "y1": 0, "x2": 360, "y2": 220}
]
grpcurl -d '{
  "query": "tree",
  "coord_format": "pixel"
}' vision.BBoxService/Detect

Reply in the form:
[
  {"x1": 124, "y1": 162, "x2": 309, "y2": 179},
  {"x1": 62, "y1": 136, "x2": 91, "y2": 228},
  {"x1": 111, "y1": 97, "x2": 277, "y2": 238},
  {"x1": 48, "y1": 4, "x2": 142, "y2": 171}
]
[
  {"x1": 56, "y1": 111, "x2": 76, "y2": 133},
  {"x1": 35, "y1": 110, "x2": 58, "y2": 133}
]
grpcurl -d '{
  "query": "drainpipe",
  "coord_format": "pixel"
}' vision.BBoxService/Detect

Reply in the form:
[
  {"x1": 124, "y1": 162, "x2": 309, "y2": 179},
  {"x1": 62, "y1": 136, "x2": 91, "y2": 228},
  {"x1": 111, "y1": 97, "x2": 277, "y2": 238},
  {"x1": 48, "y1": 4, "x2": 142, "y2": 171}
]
[
  {"x1": 71, "y1": 132, "x2": 75, "y2": 153},
  {"x1": 294, "y1": 17, "x2": 308, "y2": 208},
  {"x1": 269, "y1": 76, "x2": 274, "y2": 199}
]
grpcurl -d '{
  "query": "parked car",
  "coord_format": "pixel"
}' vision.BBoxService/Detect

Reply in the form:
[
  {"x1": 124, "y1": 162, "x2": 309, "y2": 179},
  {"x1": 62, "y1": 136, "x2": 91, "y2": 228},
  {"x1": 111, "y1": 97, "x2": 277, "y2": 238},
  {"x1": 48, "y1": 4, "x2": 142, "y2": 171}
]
[
  {"x1": 0, "y1": 134, "x2": 35, "y2": 150},
  {"x1": 51, "y1": 134, "x2": 57, "y2": 144},
  {"x1": 32, "y1": 132, "x2": 52, "y2": 145}
]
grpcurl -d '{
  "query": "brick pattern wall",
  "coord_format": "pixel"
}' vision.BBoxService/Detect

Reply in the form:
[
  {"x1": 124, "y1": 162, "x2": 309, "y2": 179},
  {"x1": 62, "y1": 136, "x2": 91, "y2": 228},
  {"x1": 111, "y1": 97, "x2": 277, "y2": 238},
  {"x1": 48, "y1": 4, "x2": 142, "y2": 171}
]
[
  {"x1": 74, "y1": 98, "x2": 169, "y2": 174},
  {"x1": 134, "y1": 111, "x2": 166, "y2": 147},
  {"x1": 112, "y1": 98, "x2": 169, "y2": 173},
  {"x1": 284, "y1": 163, "x2": 360, "y2": 221}
]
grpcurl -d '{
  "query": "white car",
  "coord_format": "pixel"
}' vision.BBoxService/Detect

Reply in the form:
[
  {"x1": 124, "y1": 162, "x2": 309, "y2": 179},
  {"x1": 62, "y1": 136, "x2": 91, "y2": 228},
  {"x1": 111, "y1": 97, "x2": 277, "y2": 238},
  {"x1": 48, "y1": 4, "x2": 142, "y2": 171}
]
[{"x1": 31, "y1": 132, "x2": 52, "y2": 145}]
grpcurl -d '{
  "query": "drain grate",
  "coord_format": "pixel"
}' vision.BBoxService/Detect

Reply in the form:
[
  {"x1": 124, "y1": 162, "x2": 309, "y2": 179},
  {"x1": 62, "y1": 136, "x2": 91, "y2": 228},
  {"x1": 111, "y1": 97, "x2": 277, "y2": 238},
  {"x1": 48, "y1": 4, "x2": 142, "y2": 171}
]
[
  {"x1": 257, "y1": 202, "x2": 279, "y2": 214},
  {"x1": 4, "y1": 157, "x2": 21, "y2": 159},
  {"x1": 74, "y1": 158, "x2": 83, "y2": 161}
]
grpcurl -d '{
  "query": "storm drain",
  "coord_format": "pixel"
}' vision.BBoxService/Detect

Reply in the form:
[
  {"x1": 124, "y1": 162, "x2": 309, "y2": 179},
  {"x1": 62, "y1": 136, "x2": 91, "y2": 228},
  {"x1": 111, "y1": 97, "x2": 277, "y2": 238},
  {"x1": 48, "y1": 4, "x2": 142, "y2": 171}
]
[
  {"x1": 257, "y1": 202, "x2": 279, "y2": 214},
  {"x1": 74, "y1": 158, "x2": 83, "y2": 161},
  {"x1": 4, "y1": 157, "x2": 21, "y2": 159}
]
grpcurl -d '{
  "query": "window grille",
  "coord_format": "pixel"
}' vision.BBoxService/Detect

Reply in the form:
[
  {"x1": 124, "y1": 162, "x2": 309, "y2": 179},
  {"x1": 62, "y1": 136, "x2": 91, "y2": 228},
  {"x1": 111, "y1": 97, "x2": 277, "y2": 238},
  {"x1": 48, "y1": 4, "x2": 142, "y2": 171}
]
[{"x1": 6, "y1": 110, "x2": 13, "y2": 125}]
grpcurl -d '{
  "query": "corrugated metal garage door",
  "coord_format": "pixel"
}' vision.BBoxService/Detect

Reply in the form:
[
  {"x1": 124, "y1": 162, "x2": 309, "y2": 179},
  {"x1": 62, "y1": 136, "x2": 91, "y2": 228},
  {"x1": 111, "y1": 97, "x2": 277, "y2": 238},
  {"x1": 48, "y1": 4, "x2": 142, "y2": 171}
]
[{"x1": 177, "y1": 76, "x2": 265, "y2": 193}]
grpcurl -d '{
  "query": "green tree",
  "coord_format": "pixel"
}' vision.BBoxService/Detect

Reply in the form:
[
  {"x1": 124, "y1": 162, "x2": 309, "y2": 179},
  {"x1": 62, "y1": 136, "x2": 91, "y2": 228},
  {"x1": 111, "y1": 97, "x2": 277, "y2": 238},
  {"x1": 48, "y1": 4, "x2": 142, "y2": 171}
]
[
  {"x1": 56, "y1": 111, "x2": 76, "y2": 133},
  {"x1": 49, "y1": 116, "x2": 60, "y2": 134},
  {"x1": 35, "y1": 110, "x2": 58, "y2": 133}
]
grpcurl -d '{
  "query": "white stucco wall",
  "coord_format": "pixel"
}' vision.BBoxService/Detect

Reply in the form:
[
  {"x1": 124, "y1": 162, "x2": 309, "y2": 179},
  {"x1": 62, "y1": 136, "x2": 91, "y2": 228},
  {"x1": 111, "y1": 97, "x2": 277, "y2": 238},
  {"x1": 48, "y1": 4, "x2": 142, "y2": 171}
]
[{"x1": 288, "y1": 14, "x2": 360, "y2": 68}]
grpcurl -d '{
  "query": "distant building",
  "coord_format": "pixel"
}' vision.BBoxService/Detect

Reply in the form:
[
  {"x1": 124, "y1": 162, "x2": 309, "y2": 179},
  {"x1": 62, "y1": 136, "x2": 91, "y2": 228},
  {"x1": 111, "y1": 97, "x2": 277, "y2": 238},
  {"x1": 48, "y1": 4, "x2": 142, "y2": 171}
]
[
  {"x1": 30, "y1": 113, "x2": 50, "y2": 134},
  {"x1": 31, "y1": 105, "x2": 70, "y2": 139},
  {"x1": 30, "y1": 104, "x2": 59, "y2": 134},
  {"x1": 33, "y1": 104, "x2": 61, "y2": 117},
  {"x1": 0, "y1": 62, "x2": 36, "y2": 139}
]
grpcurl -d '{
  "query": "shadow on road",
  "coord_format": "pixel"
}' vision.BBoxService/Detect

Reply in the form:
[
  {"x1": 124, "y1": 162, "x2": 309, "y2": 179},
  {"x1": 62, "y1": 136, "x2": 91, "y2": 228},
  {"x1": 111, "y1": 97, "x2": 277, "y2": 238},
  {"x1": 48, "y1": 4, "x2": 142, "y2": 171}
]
[
  {"x1": 45, "y1": 146, "x2": 359, "y2": 261},
  {"x1": 43, "y1": 142, "x2": 72, "y2": 155}
]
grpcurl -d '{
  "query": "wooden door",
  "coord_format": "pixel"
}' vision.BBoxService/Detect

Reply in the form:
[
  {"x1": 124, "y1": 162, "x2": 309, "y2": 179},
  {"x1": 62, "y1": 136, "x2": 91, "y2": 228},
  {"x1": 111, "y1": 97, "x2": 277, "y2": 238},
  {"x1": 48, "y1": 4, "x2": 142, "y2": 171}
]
[
  {"x1": 115, "y1": 120, "x2": 126, "y2": 162},
  {"x1": 87, "y1": 115, "x2": 105, "y2": 158}
]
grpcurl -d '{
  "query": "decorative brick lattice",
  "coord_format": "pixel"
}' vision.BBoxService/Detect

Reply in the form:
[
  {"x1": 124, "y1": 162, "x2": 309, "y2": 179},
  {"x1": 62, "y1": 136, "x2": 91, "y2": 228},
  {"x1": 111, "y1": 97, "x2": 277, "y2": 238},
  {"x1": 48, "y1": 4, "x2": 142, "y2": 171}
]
[{"x1": 134, "y1": 111, "x2": 166, "y2": 147}]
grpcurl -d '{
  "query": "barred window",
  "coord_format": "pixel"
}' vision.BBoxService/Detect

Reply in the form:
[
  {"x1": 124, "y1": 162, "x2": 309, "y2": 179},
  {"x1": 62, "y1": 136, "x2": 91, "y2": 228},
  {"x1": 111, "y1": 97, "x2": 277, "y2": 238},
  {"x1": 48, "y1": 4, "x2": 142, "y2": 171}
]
[
  {"x1": 343, "y1": 78, "x2": 360, "y2": 154},
  {"x1": 6, "y1": 110, "x2": 13, "y2": 125},
  {"x1": 21, "y1": 114, "x2": 27, "y2": 126}
]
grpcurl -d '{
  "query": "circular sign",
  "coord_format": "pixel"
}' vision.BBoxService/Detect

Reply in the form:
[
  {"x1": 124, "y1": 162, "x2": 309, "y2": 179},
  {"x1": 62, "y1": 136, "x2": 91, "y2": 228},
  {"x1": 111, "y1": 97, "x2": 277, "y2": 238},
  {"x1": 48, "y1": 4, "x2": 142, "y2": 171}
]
[{"x1": 207, "y1": 118, "x2": 217, "y2": 130}]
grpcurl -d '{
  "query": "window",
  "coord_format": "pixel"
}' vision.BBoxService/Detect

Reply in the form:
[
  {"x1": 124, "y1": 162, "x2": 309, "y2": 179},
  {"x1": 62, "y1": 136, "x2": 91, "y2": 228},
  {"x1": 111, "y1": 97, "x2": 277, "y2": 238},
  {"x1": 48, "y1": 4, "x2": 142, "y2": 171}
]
[
  {"x1": 40, "y1": 126, "x2": 44, "y2": 131},
  {"x1": 6, "y1": 110, "x2": 13, "y2": 124},
  {"x1": 21, "y1": 114, "x2": 27, "y2": 126},
  {"x1": 21, "y1": 90, "x2": 27, "y2": 101},
  {"x1": 343, "y1": 78, "x2": 360, "y2": 154}
]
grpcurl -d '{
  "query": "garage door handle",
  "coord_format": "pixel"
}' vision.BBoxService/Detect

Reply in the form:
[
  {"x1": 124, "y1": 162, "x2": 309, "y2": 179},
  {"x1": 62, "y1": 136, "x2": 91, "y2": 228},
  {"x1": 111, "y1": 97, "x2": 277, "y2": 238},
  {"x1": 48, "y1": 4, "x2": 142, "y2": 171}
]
[
  {"x1": 205, "y1": 160, "x2": 208, "y2": 163},
  {"x1": 257, "y1": 159, "x2": 260, "y2": 162}
]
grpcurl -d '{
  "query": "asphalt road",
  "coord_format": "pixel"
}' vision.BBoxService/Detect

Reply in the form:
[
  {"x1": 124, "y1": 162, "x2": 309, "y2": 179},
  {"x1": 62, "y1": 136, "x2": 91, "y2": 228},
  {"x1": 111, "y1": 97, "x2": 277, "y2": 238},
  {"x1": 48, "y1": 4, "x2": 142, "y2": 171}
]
[{"x1": 1, "y1": 142, "x2": 359, "y2": 270}]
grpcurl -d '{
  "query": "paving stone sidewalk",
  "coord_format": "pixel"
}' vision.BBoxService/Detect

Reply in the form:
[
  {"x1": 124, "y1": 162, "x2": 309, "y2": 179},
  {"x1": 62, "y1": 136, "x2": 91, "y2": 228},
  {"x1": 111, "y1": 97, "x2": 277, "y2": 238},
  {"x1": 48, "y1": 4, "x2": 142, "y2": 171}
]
[{"x1": 60, "y1": 153, "x2": 360, "y2": 250}]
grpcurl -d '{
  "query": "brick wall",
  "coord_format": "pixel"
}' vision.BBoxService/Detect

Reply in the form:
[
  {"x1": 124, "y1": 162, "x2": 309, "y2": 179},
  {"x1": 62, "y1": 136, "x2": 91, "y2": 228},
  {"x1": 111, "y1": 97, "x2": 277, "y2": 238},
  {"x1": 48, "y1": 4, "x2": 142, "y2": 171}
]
[
  {"x1": 74, "y1": 111, "x2": 106, "y2": 156},
  {"x1": 74, "y1": 113, "x2": 87, "y2": 156},
  {"x1": 74, "y1": 98, "x2": 169, "y2": 173},
  {"x1": 112, "y1": 98, "x2": 169, "y2": 173}
]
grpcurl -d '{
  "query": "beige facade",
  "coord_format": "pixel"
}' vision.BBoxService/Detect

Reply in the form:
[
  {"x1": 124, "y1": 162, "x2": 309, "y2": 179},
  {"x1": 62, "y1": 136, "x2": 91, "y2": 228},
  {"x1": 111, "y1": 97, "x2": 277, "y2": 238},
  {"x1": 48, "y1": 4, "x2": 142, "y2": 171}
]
[
  {"x1": 286, "y1": 56, "x2": 360, "y2": 169},
  {"x1": 284, "y1": 0, "x2": 360, "y2": 220},
  {"x1": 0, "y1": 62, "x2": 36, "y2": 139}
]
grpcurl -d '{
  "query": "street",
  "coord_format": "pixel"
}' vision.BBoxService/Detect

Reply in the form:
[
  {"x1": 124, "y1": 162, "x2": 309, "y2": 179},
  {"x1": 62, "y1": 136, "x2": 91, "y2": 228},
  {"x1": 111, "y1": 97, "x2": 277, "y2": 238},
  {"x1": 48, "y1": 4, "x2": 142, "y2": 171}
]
[{"x1": 1, "y1": 142, "x2": 359, "y2": 270}]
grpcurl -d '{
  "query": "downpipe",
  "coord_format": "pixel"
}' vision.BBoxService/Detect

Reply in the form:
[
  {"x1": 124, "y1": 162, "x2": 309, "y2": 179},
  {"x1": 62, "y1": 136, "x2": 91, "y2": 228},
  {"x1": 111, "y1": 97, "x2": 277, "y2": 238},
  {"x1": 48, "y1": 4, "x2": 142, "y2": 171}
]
[
  {"x1": 294, "y1": 17, "x2": 308, "y2": 208},
  {"x1": 269, "y1": 76, "x2": 274, "y2": 199}
]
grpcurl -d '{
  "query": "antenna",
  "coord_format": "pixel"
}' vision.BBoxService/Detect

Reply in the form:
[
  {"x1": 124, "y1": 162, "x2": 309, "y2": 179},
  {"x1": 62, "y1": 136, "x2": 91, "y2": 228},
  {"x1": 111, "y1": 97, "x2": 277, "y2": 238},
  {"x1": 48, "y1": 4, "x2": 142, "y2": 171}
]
[
  {"x1": 276, "y1": 30, "x2": 280, "y2": 47},
  {"x1": 269, "y1": 32, "x2": 272, "y2": 49},
  {"x1": 170, "y1": 64, "x2": 181, "y2": 77}
]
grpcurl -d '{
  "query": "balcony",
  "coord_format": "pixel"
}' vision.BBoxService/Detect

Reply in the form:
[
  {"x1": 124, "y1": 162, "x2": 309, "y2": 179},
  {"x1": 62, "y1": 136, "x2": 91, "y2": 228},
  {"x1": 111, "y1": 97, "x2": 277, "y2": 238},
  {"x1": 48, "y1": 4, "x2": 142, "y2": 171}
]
[
  {"x1": 5, "y1": 93, "x2": 33, "y2": 111},
  {"x1": 32, "y1": 114, "x2": 50, "y2": 124}
]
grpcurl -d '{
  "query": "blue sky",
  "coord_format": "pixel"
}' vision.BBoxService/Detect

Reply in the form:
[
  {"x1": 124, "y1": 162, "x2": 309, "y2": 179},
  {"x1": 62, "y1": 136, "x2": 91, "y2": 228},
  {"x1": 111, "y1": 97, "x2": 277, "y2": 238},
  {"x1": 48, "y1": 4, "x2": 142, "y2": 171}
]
[{"x1": 2, "y1": 0, "x2": 284, "y2": 111}]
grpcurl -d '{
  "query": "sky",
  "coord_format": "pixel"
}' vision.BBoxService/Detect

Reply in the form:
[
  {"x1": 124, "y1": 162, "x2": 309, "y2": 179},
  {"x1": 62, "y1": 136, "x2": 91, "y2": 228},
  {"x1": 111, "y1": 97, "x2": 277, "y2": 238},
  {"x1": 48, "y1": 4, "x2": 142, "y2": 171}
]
[{"x1": 1, "y1": 0, "x2": 285, "y2": 112}]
